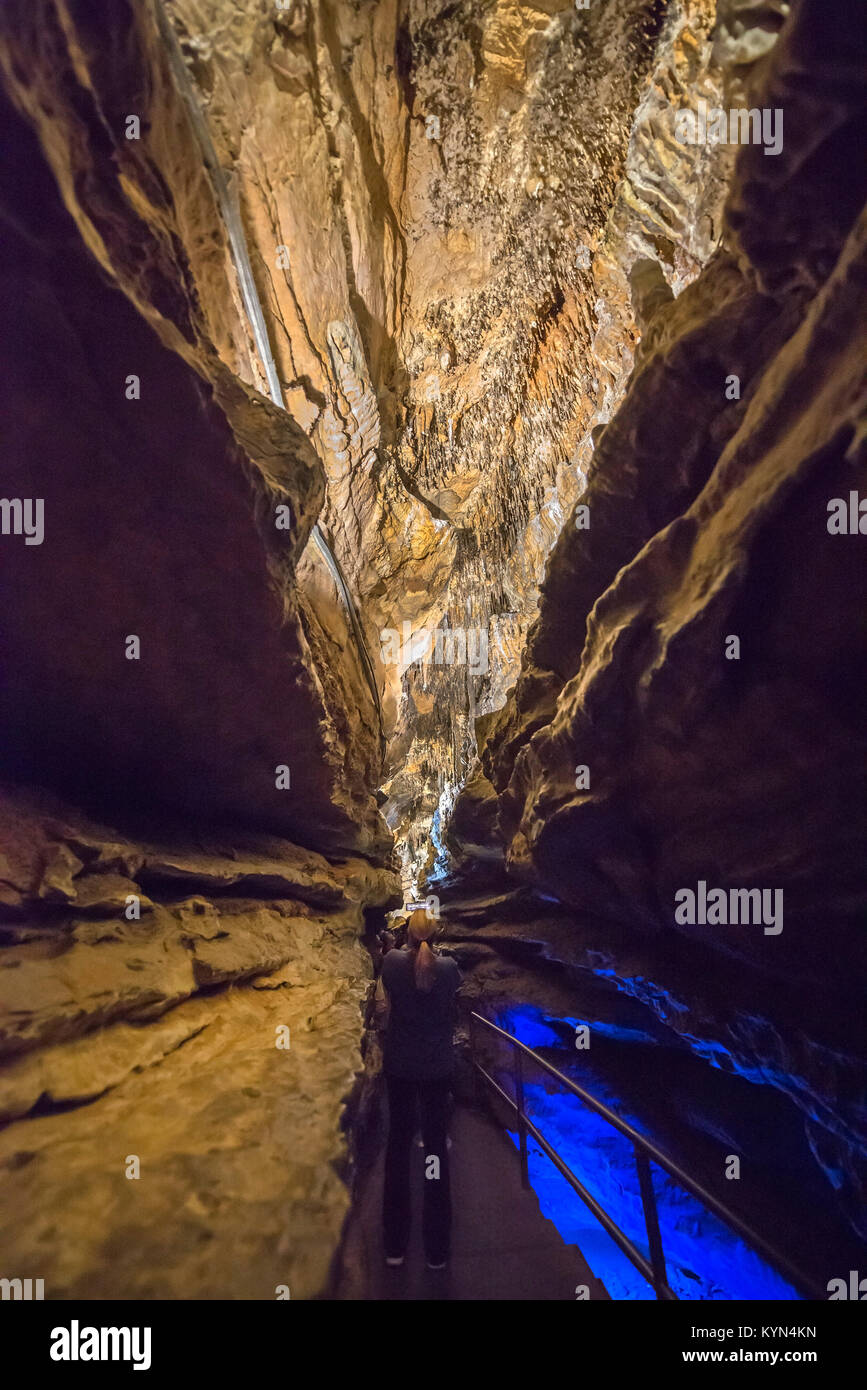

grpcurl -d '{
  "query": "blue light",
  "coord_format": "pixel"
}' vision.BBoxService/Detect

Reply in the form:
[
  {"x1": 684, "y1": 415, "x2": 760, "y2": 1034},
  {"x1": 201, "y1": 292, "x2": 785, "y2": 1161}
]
[
  {"x1": 428, "y1": 798, "x2": 452, "y2": 884},
  {"x1": 496, "y1": 1006, "x2": 800, "y2": 1300}
]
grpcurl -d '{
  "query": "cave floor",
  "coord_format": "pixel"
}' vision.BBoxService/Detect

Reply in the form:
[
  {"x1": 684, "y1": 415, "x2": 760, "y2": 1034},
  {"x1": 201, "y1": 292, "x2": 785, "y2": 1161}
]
[{"x1": 333, "y1": 1102, "x2": 609, "y2": 1301}]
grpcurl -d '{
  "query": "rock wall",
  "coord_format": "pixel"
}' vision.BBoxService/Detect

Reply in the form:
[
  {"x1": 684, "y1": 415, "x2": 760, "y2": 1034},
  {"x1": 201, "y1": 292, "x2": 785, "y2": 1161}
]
[
  {"x1": 0, "y1": 4, "x2": 388, "y2": 854},
  {"x1": 0, "y1": 4, "x2": 400, "y2": 1299},
  {"x1": 449, "y1": 0, "x2": 867, "y2": 1234},
  {"x1": 1, "y1": 0, "x2": 863, "y2": 1297},
  {"x1": 0, "y1": 785, "x2": 396, "y2": 1299},
  {"x1": 161, "y1": 0, "x2": 764, "y2": 888}
]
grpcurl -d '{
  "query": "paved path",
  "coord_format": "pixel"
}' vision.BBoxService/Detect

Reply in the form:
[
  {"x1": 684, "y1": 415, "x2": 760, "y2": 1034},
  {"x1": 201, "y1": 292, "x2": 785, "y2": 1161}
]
[{"x1": 333, "y1": 1102, "x2": 609, "y2": 1300}]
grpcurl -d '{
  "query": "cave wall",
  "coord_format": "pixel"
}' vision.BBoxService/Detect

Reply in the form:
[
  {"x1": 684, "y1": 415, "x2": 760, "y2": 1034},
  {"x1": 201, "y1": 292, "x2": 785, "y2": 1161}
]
[
  {"x1": 161, "y1": 0, "x2": 772, "y2": 888},
  {"x1": 0, "y1": 783, "x2": 397, "y2": 1299},
  {"x1": 449, "y1": 0, "x2": 867, "y2": 1233},
  {"x1": 0, "y1": 2, "x2": 401, "y2": 1300},
  {"x1": 1, "y1": 0, "x2": 863, "y2": 1298},
  {"x1": 0, "y1": 0, "x2": 389, "y2": 853}
]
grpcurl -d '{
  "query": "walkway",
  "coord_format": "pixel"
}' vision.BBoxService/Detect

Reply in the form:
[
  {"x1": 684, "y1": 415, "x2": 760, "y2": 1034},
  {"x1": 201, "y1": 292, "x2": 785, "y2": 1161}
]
[{"x1": 333, "y1": 1101, "x2": 609, "y2": 1300}]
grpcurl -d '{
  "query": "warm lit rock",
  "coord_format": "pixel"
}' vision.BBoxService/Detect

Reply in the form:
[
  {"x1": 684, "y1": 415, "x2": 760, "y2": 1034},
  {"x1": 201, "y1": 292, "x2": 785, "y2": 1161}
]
[
  {"x1": 451, "y1": 0, "x2": 867, "y2": 1232},
  {"x1": 0, "y1": 0, "x2": 864, "y2": 1300}
]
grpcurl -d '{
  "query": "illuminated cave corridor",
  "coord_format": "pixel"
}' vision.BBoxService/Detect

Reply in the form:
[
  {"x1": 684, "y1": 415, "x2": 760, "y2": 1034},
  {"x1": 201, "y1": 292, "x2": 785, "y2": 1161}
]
[{"x1": 0, "y1": 0, "x2": 865, "y2": 1317}]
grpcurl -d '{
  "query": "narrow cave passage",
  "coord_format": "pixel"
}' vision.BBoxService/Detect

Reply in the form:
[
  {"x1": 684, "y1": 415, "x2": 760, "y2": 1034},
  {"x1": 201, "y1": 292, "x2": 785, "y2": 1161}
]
[{"x1": 0, "y1": 0, "x2": 865, "y2": 1336}]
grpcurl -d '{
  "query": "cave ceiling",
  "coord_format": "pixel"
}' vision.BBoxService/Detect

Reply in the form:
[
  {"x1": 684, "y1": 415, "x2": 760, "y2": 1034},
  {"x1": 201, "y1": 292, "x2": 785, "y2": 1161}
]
[{"x1": 142, "y1": 0, "x2": 785, "y2": 889}]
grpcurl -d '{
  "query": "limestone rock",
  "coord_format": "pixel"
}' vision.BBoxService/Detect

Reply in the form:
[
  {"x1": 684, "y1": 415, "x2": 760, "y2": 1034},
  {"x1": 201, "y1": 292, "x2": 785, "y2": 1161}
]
[
  {"x1": 450, "y1": 0, "x2": 867, "y2": 1231},
  {"x1": 0, "y1": 782, "x2": 399, "y2": 1297}
]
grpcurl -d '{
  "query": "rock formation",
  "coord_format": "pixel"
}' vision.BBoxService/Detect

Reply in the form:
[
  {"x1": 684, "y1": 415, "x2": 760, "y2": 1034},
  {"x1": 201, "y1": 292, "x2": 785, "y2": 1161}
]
[
  {"x1": 449, "y1": 0, "x2": 867, "y2": 1238},
  {"x1": 0, "y1": 0, "x2": 864, "y2": 1299},
  {"x1": 0, "y1": 3, "x2": 400, "y2": 1299}
]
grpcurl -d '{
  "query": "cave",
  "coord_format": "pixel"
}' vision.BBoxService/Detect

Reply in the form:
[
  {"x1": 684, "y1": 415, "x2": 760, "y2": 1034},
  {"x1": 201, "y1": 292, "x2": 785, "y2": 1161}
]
[{"x1": 0, "y1": 0, "x2": 864, "y2": 1324}]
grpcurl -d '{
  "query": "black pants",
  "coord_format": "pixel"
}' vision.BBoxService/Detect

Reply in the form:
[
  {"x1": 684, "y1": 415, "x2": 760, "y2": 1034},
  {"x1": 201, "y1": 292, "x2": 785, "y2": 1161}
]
[{"x1": 383, "y1": 1074, "x2": 452, "y2": 1264}]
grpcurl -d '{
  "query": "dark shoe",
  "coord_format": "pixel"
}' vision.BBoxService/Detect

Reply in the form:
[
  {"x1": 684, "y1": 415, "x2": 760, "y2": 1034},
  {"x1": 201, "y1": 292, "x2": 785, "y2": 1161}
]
[{"x1": 426, "y1": 1258, "x2": 448, "y2": 1271}]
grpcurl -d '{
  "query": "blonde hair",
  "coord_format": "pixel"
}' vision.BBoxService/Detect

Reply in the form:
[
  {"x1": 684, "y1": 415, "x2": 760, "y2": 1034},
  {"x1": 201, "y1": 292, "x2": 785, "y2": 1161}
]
[{"x1": 408, "y1": 908, "x2": 437, "y2": 992}]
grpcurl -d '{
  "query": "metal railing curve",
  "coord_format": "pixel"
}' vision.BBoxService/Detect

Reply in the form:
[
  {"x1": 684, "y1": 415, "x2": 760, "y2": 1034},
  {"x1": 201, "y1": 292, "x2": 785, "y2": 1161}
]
[{"x1": 469, "y1": 1010, "x2": 824, "y2": 1302}]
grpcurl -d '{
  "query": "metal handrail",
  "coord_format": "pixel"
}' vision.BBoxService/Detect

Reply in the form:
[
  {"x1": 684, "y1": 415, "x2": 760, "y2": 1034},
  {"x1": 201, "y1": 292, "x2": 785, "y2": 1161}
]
[{"x1": 469, "y1": 1010, "x2": 825, "y2": 1301}]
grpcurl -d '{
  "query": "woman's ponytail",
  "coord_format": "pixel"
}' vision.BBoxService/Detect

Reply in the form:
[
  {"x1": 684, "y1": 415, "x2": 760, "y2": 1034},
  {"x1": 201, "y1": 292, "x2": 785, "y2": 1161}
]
[
  {"x1": 408, "y1": 908, "x2": 437, "y2": 992},
  {"x1": 414, "y1": 937, "x2": 436, "y2": 993}
]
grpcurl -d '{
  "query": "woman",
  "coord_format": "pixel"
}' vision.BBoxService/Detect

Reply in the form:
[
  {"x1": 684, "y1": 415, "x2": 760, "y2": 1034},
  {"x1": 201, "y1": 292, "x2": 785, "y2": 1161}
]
[{"x1": 376, "y1": 907, "x2": 461, "y2": 1270}]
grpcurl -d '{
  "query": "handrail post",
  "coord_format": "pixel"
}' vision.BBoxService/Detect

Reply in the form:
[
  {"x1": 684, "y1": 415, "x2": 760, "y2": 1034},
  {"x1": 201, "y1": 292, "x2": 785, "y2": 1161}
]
[
  {"x1": 635, "y1": 1147, "x2": 668, "y2": 1299},
  {"x1": 514, "y1": 1044, "x2": 530, "y2": 1189},
  {"x1": 469, "y1": 1012, "x2": 482, "y2": 1109},
  {"x1": 468, "y1": 1011, "x2": 820, "y2": 1301}
]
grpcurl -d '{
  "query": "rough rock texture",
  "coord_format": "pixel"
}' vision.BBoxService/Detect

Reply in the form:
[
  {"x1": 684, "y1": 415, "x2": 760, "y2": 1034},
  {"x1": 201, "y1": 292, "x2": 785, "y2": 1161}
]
[
  {"x1": 450, "y1": 0, "x2": 867, "y2": 1233},
  {"x1": 0, "y1": 24, "x2": 388, "y2": 855},
  {"x1": 0, "y1": 5, "x2": 401, "y2": 1301},
  {"x1": 156, "y1": 0, "x2": 777, "y2": 888},
  {"x1": 1, "y1": 0, "x2": 864, "y2": 1299},
  {"x1": 5, "y1": 0, "x2": 774, "y2": 892},
  {"x1": 0, "y1": 786, "x2": 397, "y2": 1299}
]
